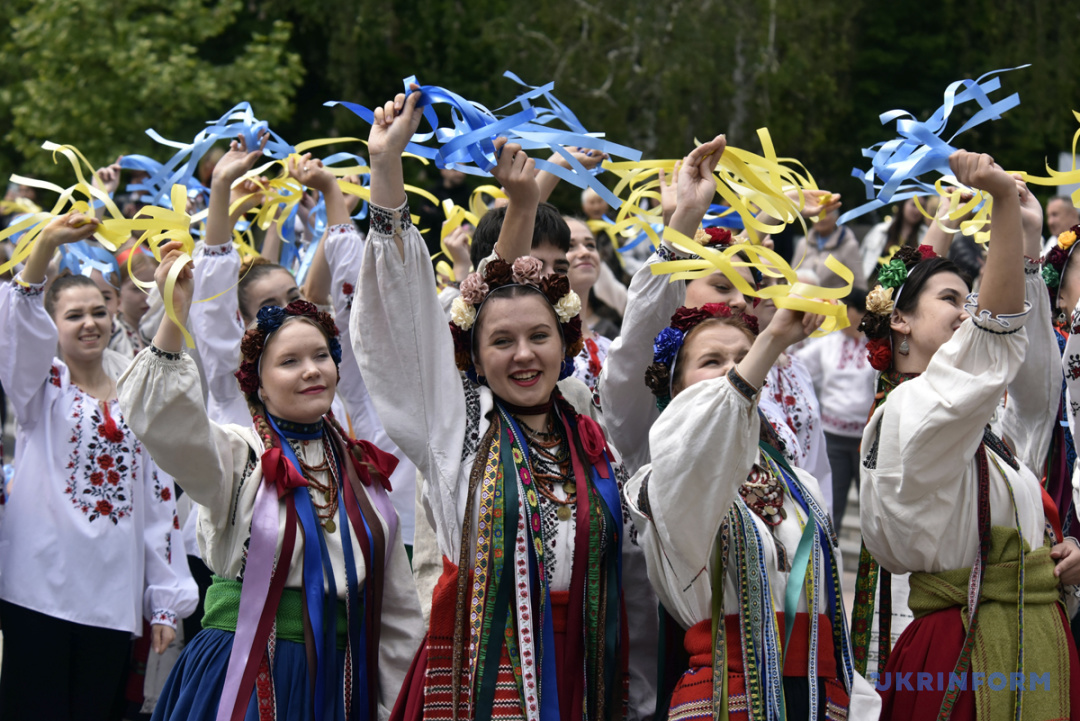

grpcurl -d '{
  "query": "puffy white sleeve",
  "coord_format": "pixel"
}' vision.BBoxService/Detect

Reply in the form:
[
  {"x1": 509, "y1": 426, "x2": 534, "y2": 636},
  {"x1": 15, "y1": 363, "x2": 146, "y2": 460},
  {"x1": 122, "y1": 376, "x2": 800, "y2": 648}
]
[
  {"x1": 142, "y1": 466, "x2": 198, "y2": 629},
  {"x1": 353, "y1": 202, "x2": 468, "y2": 555},
  {"x1": 997, "y1": 259, "x2": 1060, "y2": 474},
  {"x1": 0, "y1": 276, "x2": 56, "y2": 427},
  {"x1": 118, "y1": 347, "x2": 254, "y2": 512},
  {"x1": 598, "y1": 247, "x2": 684, "y2": 474},
  {"x1": 624, "y1": 371, "x2": 759, "y2": 625},
  {"x1": 1061, "y1": 299, "x2": 1080, "y2": 460},
  {"x1": 860, "y1": 301, "x2": 1032, "y2": 573},
  {"x1": 189, "y1": 243, "x2": 246, "y2": 420}
]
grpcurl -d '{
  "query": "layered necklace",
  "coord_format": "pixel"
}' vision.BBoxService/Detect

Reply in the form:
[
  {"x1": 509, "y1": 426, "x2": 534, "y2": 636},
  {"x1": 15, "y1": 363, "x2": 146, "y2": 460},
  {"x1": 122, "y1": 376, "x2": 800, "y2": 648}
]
[
  {"x1": 290, "y1": 435, "x2": 341, "y2": 533},
  {"x1": 520, "y1": 414, "x2": 576, "y2": 521}
]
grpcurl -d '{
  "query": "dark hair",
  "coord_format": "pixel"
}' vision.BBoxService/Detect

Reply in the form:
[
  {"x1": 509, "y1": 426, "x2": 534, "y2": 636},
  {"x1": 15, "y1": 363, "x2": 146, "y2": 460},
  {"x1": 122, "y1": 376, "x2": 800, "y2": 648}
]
[
  {"x1": 894, "y1": 257, "x2": 970, "y2": 315},
  {"x1": 859, "y1": 256, "x2": 970, "y2": 340},
  {"x1": 237, "y1": 257, "x2": 292, "y2": 324},
  {"x1": 45, "y1": 275, "x2": 103, "y2": 318},
  {"x1": 846, "y1": 287, "x2": 868, "y2": 313},
  {"x1": 470, "y1": 202, "x2": 571, "y2": 268},
  {"x1": 670, "y1": 316, "x2": 756, "y2": 394}
]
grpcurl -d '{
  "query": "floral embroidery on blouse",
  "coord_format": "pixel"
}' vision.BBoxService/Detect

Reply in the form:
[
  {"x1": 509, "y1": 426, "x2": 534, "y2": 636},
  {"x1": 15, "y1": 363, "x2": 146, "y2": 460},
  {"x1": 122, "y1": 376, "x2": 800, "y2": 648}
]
[
  {"x1": 152, "y1": 469, "x2": 173, "y2": 502},
  {"x1": 64, "y1": 392, "x2": 136, "y2": 524},
  {"x1": 370, "y1": 203, "x2": 412, "y2": 236},
  {"x1": 201, "y1": 244, "x2": 235, "y2": 257},
  {"x1": 341, "y1": 281, "x2": 355, "y2": 312},
  {"x1": 151, "y1": 609, "x2": 178, "y2": 628},
  {"x1": 14, "y1": 280, "x2": 45, "y2": 298},
  {"x1": 48, "y1": 365, "x2": 62, "y2": 387}
]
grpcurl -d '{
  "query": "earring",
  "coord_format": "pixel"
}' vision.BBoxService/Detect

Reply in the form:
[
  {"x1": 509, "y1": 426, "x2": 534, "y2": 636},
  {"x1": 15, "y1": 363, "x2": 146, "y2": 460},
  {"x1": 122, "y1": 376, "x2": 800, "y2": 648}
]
[
  {"x1": 1057, "y1": 309, "x2": 1068, "y2": 327},
  {"x1": 898, "y1": 335, "x2": 910, "y2": 356}
]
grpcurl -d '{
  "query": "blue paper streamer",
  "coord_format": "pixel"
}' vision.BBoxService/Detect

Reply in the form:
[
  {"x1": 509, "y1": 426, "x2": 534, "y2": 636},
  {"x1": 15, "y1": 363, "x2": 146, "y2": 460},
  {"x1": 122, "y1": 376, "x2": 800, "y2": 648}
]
[
  {"x1": 59, "y1": 240, "x2": 119, "y2": 283},
  {"x1": 123, "y1": 102, "x2": 292, "y2": 208},
  {"x1": 326, "y1": 72, "x2": 640, "y2": 208},
  {"x1": 838, "y1": 65, "x2": 1029, "y2": 225}
]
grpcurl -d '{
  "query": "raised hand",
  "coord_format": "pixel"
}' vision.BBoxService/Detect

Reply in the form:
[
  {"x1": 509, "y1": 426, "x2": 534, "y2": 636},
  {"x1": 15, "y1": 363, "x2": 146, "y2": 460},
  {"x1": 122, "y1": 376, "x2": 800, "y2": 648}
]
[
  {"x1": 444, "y1": 223, "x2": 473, "y2": 276},
  {"x1": 341, "y1": 174, "x2": 363, "y2": 215},
  {"x1": 551, "y1": 145, "x2": 609, "y2": 172},
  {"x1": 93, "y1": 156, "x2": 123, "y2": 195},
  {"x1": 491, "y1": 138, "x2": 539, "y2": 206},
  {"x1": 949, "y1": 150, "x2": 1014, "y2": 199},
  {"x1": 288, "y1": 153, "x2": 337, "y2": 193},
  {"x1": 669, "y1": 134, "x2": 726, "y2": 238},
  {"x1": 154, "y1": 240, "x2": 195, "y2": 321},
  {"x1": 229, "y1": 177, "x2": 267, "y2": 219},
  {"x1": 40, "y1": 211, "x2": 102, "y2": 248},
  {"x1": 797, "y1": 189, "x2": 842, "y2": 219},
  {"x1": 211, "y1": 132, "x2": 269, "y2": 188},
  {"x1": 764, "y1": 307, "x2": 826, "y2": 349},
  {"x1": 658, "y1": 163, "x2": 680, "y2": 226},
  {"x1": 1013, "y1": 174, "x2": 1044, "y2": 257},
  {"x1": 368, "y1": 85, "x2": 423, "y2": 159}
]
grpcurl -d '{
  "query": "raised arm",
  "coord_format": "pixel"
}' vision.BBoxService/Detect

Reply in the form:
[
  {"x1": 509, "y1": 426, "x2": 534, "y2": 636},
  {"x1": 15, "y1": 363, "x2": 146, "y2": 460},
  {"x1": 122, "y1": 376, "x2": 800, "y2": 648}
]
[
  {"x1": 490, "y1": 137, "x2": 540, "y2": 262},
  {"x1": 205, "y1": 133, "x2": 268, "y2": 248},
  {"x1": 0, "y1": 213, "x2": 102, "y2": 423},
  {"x1": 356, "y1": 87, "x2": 470, "y2": 555},
  {"x1": 535, "y1": 146, "x2": 608, "y2": 204},
  {"x1": 949, "y1": 150, "x2": 1024, "y2": 318},
  {"x1": 120, "y1": 243, "x2": 252, "y2": 507}
]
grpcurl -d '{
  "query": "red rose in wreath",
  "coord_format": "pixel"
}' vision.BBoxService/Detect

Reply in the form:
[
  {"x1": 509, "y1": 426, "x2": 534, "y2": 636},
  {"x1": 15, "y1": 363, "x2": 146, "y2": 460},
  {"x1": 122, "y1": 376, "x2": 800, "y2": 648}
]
[{"x1": 866, "y1": 337, "x2": 892, "y2": 371}]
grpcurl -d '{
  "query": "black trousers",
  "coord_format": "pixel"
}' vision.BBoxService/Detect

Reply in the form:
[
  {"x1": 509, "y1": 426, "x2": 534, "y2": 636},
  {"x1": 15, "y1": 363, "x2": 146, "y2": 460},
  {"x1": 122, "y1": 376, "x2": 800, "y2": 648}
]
[{"x1": 0, "y1": 600, "x2": 131, "y2": 721}]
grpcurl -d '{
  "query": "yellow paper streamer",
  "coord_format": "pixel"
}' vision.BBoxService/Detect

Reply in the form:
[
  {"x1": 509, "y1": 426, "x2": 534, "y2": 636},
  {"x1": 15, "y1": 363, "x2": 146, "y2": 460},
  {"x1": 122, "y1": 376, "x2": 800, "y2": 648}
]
[{"x1": 651, "y1": 226, "x2": 852, "y2": 337}]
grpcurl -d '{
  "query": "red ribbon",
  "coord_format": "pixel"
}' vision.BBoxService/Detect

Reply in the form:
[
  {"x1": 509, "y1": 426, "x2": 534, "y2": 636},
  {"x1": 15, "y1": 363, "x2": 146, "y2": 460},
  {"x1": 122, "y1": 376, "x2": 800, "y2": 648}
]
[
  {"x1": 577, "y1": 415, "x2": 611, "y2": 478},
  {"x1": 260, "y1": 447, "x2": 310, "y2": 498},
  {"x1": 346, "y1": 439, "x2": 398, "y2": 492}
]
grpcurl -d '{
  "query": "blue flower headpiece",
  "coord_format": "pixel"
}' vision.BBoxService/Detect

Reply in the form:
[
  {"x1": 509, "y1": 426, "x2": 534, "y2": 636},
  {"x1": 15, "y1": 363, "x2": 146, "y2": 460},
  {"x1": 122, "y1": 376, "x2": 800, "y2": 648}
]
[{"x1": 235, "y1": 300, "x2": 341, "y2": 398}]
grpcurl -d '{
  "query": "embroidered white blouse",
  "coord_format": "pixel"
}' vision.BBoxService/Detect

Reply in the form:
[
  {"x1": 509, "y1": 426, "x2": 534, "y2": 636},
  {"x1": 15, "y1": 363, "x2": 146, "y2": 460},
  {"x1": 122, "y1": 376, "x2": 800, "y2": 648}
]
[
  {"x1": 760, "y1": 354, "x2": 834, "y2": 511},
  {"x1": 0, "y1": 278, "x2": 197, "y2": 634},
  {"x1": 624, "y1": 373, "x2": 881, "y2": 719},
  {"x1": 860, "y1": 267, "x2": 1064, "y2": 586},
  {"x1": 795, "y1": 334, "x2": 878, "y2": 439},
  {"x1": 354, "y1": 201, "x2": 657, "y2": 720},
  {"x1": 117, "y1": 346, "x2": 423, "y2": 716},
  {"x1": 599, "y1": 243, "x2": 801, "y2": 477},
  {"x1": 322, "y1": 223, "x2": 418, "y2": 546}
]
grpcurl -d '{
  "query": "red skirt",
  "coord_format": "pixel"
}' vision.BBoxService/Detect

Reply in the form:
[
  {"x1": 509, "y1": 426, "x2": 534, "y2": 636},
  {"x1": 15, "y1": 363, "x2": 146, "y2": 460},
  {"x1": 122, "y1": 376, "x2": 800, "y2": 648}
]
[
  {"x1": 879, "y1": 605, "x2": 1080, "y2": 721},
  {"x1": 390, "y1": 558, "x2": 570, "y2": 721},
  {"x1": 667, "y1": 613, "x2": 850, "y2": 721}
]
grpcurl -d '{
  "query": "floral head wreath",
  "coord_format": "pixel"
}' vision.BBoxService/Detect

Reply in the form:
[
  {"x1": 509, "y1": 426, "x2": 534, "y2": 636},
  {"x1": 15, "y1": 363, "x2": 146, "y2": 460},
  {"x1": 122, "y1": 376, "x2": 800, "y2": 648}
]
[
  {"x1": 858, "y1": 244, "x2": 938, "y2": 371},
  {"x1": 448, "y1": 256, "x2": 584, "y2": 384},
  {"x1": 643, "y1": 303, "x2": 760, "y2": 411},
  {"x1": 1043, "y1": 223, "x2": 1080, "y2": 318},
  {"x1": 235, "y1": 300, "x2": 342, "y2": 399}
]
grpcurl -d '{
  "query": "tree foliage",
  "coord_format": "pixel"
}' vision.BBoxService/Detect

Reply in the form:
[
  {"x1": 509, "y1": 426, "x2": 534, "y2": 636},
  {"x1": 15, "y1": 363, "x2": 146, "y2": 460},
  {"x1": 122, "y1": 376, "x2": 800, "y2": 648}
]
[
  {"x1": 1, "y1": 0, "x2": 1078, "y2": 214},
  {"x1": 0, "y1": 0, "x2": 303, "y2": 178}
]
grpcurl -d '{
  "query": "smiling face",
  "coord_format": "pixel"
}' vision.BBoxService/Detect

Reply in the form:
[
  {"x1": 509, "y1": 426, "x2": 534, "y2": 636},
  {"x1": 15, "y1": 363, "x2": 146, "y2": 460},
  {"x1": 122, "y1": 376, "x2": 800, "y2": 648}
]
[
  {"x1": 565, "y1": 219, "x2": 600, "y2": 296},
  {"x1": 672, "y1": 321, "x2": 754, "y2": 396},
  {"x1": 258, "y1": 319, "x2": 338, "y2": 424},
  {"x1": 684, "y1": 265, "x2": 753, "y2": 314},
  {"x1": 890, "y1": 271, "x2": 970, "y2": 372},
  {"x1": 240, "y1": 267, "x2": 301, "y2": 326},
  {"x1": 52, "y1": 285, "x2": 111, "y2": 366},
  {"x1": 473, "y1": 291, "x2": 564, "y2": 408}
]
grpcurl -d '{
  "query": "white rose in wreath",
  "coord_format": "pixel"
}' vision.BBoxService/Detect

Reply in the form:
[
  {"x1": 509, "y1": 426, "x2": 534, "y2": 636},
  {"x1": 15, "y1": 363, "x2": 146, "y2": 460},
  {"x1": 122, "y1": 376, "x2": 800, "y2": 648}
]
[
  {"x1": 553, "y1": 290, "x2": 582, "y2": 323},
  {"x1": 450, "y1": 296, "x2": 477, "y2": 330}
]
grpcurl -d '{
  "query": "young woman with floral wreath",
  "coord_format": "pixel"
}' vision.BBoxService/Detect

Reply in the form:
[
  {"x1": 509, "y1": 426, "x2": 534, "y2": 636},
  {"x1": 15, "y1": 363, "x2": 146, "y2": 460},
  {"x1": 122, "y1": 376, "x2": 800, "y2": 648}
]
[
  {"x1": 625, "y1": 298, "x2": 881, "y2": 719},
  {"x1": 856, "y1": 150, "x2": 1080, "y2": 720},
  {"x1": 0, "y1": 212, "x2": 196, "y2": 720},
  {"x1": 355, "y1": 87, "x2": 634, "y2": 721},
  {"x1": 118, "y1": 242, "x2": 422, "y2": 720}
]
